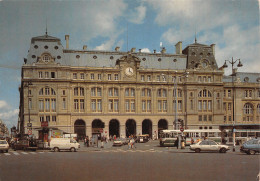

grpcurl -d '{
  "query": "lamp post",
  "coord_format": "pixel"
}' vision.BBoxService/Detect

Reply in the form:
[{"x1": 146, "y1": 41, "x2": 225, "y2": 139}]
[
  {"x1": 26, "y1": 82, "x2": 33, "y2": 124},
  {"x1": 222, "y1": 57, "x2": 243, "y2": 152}
]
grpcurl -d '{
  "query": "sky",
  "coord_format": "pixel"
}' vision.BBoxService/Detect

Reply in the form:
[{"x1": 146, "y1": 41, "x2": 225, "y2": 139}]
[{"x1": 0, "y1": 0, "x2": 259, "y2": 130}]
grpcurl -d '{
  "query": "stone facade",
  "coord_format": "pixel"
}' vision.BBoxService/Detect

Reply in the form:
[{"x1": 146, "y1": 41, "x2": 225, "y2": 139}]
[{"x1": 18, "y1": 33, "x2": 260, "y2": 139}]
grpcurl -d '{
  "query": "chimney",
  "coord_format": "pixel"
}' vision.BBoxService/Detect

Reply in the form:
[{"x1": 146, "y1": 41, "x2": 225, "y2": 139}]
[
  {"x1": 161, "y1": 47, "x2": 166, "y2": 54},
  {"x1": 131, "y1": 47, "x2": 136, "y2": 53},
  {"x1": 83, "y1": 45, "x2": 87, "y2": 50},
  {"x1": 153, "y1": 49, "x2": 156, "y2": 53},
  {"x1": 175, "y1": 41, "x2": 182, "y2": 54},
  {"x1": 115, "y1": 46, "x2": 120, "y2": 52},
  {"x1": 210, "y1": 44, "x2": 215, "y2": 56},
  {"x1": 65, "y1": 35, "x2": 69, "y2": 49}
]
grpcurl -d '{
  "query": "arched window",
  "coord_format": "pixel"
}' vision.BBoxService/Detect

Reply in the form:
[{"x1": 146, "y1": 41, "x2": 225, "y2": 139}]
[
  {"x1": 198, "y1": 89, "x2": 212, "y2": 97},
  {"x1": 243, "y1": 103, "x2": 253, "y2": 114}
]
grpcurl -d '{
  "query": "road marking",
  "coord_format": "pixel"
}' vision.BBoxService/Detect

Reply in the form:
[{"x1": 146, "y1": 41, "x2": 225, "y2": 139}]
[
  {"x1": 4, "y1": 153, "x2": 11, "y2": 156},
  {"x1": 47, "y1": 152, "x2": 52, "y2": 154},
  {"x1": 21, "y1": 152, "x2": 28, "y2": 155},
  {"x1": 30, "y1": 152, "x2": 37, "y2": 154},
  {"x1": 13, "y1": 152, "x2": 20, "y2": 155},
  {"x1": 38, "y1": 152, "x2": 45, "y2": 154}
]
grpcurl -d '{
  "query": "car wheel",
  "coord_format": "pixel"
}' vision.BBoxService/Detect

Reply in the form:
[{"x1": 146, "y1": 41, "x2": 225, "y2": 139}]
[
  {"x1": 70, "y1": 147, "x2": 76, "y2": 152},
  {"x1": 54, "y1": 147, "x2": 59, "y2": 152},
  {"x1": 249, "y1": 150, "x2": 255, "y2": 155},
  {"x1": 195, "y1": 148, "x2": 201, "y2": 153},
  {"x1": 220, "y1": 148, "x2": 226, "y2": 153}
]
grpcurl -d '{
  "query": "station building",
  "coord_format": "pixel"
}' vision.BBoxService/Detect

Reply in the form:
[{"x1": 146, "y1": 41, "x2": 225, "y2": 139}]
[{"x1": 18, "y1": 32, "x2": 260, "y2": 139}]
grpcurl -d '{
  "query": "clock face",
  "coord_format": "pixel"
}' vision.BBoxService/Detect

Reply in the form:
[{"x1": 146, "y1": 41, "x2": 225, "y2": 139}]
[{"x1": 125, "y1": 67, "x2": 134, "y2": 76}]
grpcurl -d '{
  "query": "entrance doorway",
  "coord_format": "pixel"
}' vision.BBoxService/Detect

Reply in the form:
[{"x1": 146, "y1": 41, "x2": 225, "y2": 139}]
[
  {"x1": 158, "y1": 119, "x2": 168, "y2": 138},
  {"x1": 92, "y1": 119, "x2": 105, "y2": 139},
  {"x1": 126, "y1": 119, "x2": 136, "y2": 138},
  {"x1": 74, "y1": 119, "x2": 86, "y2": 140},
  {"x1": 142, "y1": 119, "x2": 152, "y2": 138},
  {"x1": 109, "y1": 119, "x2": 120, "y2": 138}
]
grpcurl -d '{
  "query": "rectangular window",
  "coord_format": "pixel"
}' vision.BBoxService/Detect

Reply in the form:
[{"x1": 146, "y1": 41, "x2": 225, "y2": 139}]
[
  {"x1": 115, "y1": 74, "x2": 119, "y2": 80},
  {"x1": 91, "y1": 73, "x2": 94, "y2": 80},
  {"x1": 108, "y1": 74, "x2": 111, "y2": 80},
  {"x1": 125, "y1": 89, "x2": 129, "y2": 96},
  {"x1": 91, "y1": 100, "x2": 96, "y2": 111},
  {"x1": 229, "y1": 116, "x2": 232, "y2": 121},
  {"x1": 178, "y1": 76, "x2": 182, "y2": 82},
  {"x1": 203, "y1": 76, "x2": 206, "y2": 82},
  {"x1": 223, "y1": 103, "x2": 226, "y2": 111},
  {"x1": 45, "y1": 99, "x2": 50, "y2": 111},
  {"x1": 62, "y1": 90, "x2": 66, "y2": 95},
  {"x1": 74, "y1": 99, "x2": 79, "y2": 111},
  {"x1": 204, "y1": 115, "x2": 207, "y2": 121},
  {"x1": 80, "y1": 73, "x2": 84, "y2": 79},
  {"x1": 249, "y1": 90, "x2": 252, "y2": 97},
  {"x1": 39, "y1": 100, "x2": 44, "y2": 112},
  {"x1": 73, "y1": 73, "x2": 77, "y2": 79},
  {"x1": 217, "y1": 100, "x2": 220, "y2": 110},
  {"x1": 97, "y1": 88, "x2": 101, "y2": 96},
  {"x1": 97, "y1": 100, "x2": 102, "y2": 112},
  {"x1": 142, "y1": 101, "x2": 146, "y2": 112},
  {"x1": 209, "y1": 115, "x2": 212, "y2": 121},
  {"x1": 46, "y1": 116, "x2": 50, "y2": 122},
  {"x1": 147, "y1": 75, "x2": 151, "y2": 81},
  {"x1": 199, "y1": 115, "x2": 202, "y2": 121},
  {"x1": 131, "y1": 100, "x2": 135, "y2": 112},
  {"x1": 80, "y1": 99, "x2": 84, "y2": 110},
  {"x1": 198, "y1": 101, "x2": 202, "y2": 111},
  {"x1": 163, "y1": 89, "x2": 167, "y2": 97},
  {"x1": 163, "y1": 100, "x2": 167, "y2": 111},
  {"x1": 51, "y1": 98, "x2": 56, "y2": 112},
  {"x1": 178, "y1": 100, "x2": 182, "y2": 111},
  {"x1": 198, "y1": 76, "x2": 201, "y2": 82},
  {"x1": 228, "y1": 90, "x2": 231, "y2": 97},
  {"x1": 98, "y1": 74, "x2": 102, "y2": 80},
  {"x1": 39, "y1": 72, "x2": 43, "y2": 78},
  {"x1": 147, "y1": 100, "x2": 151, "y2": 112},
  {"x1": 109, "y1": 100, "x2": 113, "y2": 111},
  {"x1": 224, "y1": 116, "x2": 226, "y2": 122},
  {"x1": 158, "y1": 100, "x2": 162, "y2": 111},
  {"x1": 224, "y1": 90, "x2": 226, "y2": 97},
  {"x1": 147, "y1": 89, "x2": 151, "y2": 97},
  {"x1": 203, "y1": 100, "x2": 207, "y2": 110},
  {"x1": 208, "y1": 76, "x2": 211, "y2": 82},
  {"x1": 45, "y1": 88, "x2": 50, "y2": 95},
  {"x1": 173, "y1": 100, "x2": 176, "y2": 111},
  {"x1": 125, "y1": 100, "x2": 130, "y2": 112},
  {"x1": 131, "y1": 89, "x2": 135, "y2": 97},
  {"x1": 190, "y1": 100, "x2": 193, "y2": 110},
  {"x1": 51, "y1": 72, "x2": 55, "y2": 78},
  {"x1": 114, "y1": 100, "x2": 118, "y2": 112},
  {"x1": 62, "y1": 98, "x2": 66, "y2": 109},
  {"x1": 162, "y1": 75, "x2": 166, "y2": 82},
  {"x1": 141, "y1": 75, "x2": 145, "y2": 81},
  {"x1": 208, "y1": 101, "x2": 212, "y2": 111},
  {"x1": 114, "y1": 89, "x2": 118, "y2": 96},
  {"x1": 52, "y1": 116, "x2": 56, "y2": 122},
  {"x1": 40, "y1": 116, "x2": 44, "y2": 122}
]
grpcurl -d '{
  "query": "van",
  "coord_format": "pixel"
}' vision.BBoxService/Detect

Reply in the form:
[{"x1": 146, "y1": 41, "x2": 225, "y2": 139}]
[{"x1": 49, "y1": 138, "x2": 80, "y2": 152}]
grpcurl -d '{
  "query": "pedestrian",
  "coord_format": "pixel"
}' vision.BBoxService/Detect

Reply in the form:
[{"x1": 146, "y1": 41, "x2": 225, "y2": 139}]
[
  {"x1": 101, "y1": 136, "x2": 104, "y2": 148},
  {"x1": 176, "y1": 136, "x2": 179, "y2": 149},
  {"x1": 86, "y1": 136, "x2": 89, "y2": 147}
]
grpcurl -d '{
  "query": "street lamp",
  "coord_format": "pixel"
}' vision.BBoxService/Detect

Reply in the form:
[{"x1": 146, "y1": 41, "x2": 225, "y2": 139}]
[
  {"x1": 173, "y1": 71, "x2": 189, "y2": 130},
  {"x1": 25, "y1": 82, "x2": 33, "y2": 124},
  {"x1": 222, "y1": 57, "x2": 243, "y2": 152}
]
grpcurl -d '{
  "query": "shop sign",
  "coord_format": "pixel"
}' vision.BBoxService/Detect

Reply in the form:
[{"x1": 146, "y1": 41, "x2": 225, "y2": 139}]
[{"x1": 41, "y1": 121, "x2": 48, "y2": 127}]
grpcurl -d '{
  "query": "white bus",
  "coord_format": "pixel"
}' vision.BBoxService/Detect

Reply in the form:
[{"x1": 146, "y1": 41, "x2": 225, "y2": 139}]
[
  {"x1": 159, "y1": 129, "x2": 222, "y2": 146},
  {"x1": 223, "y1": 129, "x2": 260, "y2": 145}
]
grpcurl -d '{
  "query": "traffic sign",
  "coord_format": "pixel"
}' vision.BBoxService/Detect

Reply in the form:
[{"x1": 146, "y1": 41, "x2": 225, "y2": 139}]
[
  {"x1": 180, "y1": 127, "x2": 184, "y2": 132},
  {"x1": 27, "y1": 123, "x2": 32, "y2": 127},
  {"x1": 28, "y1": 130, "x2": 32, "y2": 135}
]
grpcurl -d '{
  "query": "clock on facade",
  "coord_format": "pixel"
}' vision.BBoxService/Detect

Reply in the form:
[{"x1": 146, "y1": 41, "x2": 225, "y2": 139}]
[{"x1": 125, "y1": 67, "x2": 134, "y2": 76}]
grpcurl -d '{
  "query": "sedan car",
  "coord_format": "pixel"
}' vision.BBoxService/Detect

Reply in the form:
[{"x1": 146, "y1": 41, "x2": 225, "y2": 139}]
[
  {"x1": 0, "y1": 140, "x2": 9, "y2": 153},
  {"x1": 240, "y1": 138, "x2": 260, "y2": 155},
  {"x1": 190, "y1": 140, "x2": 229, "y2": 153},
  {"x1": 113, "y1": 138, "x2": 124, "y2": 146}
]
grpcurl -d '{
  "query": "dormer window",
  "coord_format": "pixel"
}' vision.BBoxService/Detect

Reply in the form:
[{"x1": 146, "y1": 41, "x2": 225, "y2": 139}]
[{"x1": 43, "y1": 54, "x2": 51, "y2": 62}]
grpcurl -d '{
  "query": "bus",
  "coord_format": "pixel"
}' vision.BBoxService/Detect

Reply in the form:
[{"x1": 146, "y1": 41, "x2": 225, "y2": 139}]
[
  {"x1": 223, "y1": 129, "x2": 260, "y2": 145},
  {"x1": 159, "y1": 129, "x2": 222, "y2": 146}
]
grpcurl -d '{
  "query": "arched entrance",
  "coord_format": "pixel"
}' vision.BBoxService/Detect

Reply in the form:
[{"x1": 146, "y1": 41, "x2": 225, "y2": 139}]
[
  {"x1": 126, "y1": 119, "x2": 136, "y2": 138},
  {"x1": 74, "y1": 119, "x2": 86, "y2": 140},
  {"x1": 92, "y1": 119, "x2": 105, "y2": 139},
  {"x1": 158, "y1": 119, "x2": 168, "y2": 138},
  {"x1": 109, "y1": 119, "x2": 120, "y2": 138},
  {"x1": 142, "y1": 119, "x2": 152, "y2": 138}
]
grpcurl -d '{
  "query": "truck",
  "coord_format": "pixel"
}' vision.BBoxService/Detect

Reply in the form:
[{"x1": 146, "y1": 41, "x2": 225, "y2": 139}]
[{"x1": 49, "y1": 138, "x2": 80, "y2": 152}]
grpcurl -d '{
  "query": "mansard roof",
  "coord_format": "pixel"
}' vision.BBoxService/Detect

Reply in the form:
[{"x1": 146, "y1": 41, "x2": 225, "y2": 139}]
[
  {"x1": 223, "y1": 72, "x2": 260, "y2": 83},
  {"x1": 31, "y1": 34, "x2": 61, "y2": 44}
]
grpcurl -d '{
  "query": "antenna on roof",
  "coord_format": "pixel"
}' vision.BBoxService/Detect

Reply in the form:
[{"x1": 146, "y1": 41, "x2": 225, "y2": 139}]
[
  {"x1": 45, "y1": 18, "x2": 48, "y2": 36},
  {"x1": 195, "y1": 28, "x2": 197, "y2": 43}
]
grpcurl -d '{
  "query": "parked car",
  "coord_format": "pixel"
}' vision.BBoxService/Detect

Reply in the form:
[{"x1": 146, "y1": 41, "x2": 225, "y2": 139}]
[
  {"x1": 135, "y1": 135, "x2": 149, "y2": 143},
  {"x1": 160, "y1": 138, "x2": 177, "y2": 147},
  {"x1": 113, "y1": 138, "x2": 124, "y2": 146},
  {"x1": 0, "y1": 140, "x2": 9, "y2": 153},
  {"x1": 240, "y1": 138, "x2": 260, "y2": 155},
  {"x1": 12, "y1": 139, "x2": 37, "y2": 151},
  {"x1": 49, "y1": 138, "x2": 80, "y2": 152},
  {"x1": 190, "y1": 140, "x2": 229, "y2": 153}
]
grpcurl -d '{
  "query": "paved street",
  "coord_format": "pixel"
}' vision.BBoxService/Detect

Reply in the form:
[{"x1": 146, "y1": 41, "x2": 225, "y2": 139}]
[{"x1": 0, "y1": 140, "x2": 259, "y2": 181}]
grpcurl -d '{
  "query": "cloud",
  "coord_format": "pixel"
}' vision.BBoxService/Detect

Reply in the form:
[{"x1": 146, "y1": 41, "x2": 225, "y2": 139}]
[
  {"x1": 128, "y1": 4, "x2": 146, "y2": 24},
  {"x1": 0, "y1": 100, "x2": 9, "y2": 109},
  {"x1": 0, "y1": 100, "x2": 18, "y2": 129}
]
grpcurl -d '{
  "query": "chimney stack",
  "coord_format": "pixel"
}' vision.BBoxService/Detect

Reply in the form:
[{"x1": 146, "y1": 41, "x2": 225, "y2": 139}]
[
  {"x1": 175, "y1": 41, "x2": 182, "y2": 54},
  {"x1": 115, "y1": 46, "x2": 120, "y2": 52},
  {"x1": 161, "y1": 47, "x2": 166, "y2": 54},
  {"x1": 83, "y1": 45, "x2": 87, "y2": 50},
  {"x1": 210, "y1": 44, "x2": 215, "y2": 56},
  {"x1": 65, "y1": 35, "x2": 69, "y2": 49},
  {"x1": 131, "y1": 47, "x2": 136, "y2": 53}
]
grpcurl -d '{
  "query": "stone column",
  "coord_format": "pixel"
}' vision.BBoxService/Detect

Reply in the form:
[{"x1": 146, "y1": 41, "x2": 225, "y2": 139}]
[
  {"x1": 86, "y1": 125, "x2": 92, "y2": 137},
  {"x1": 120, "y1": 124, "x2": 126, "y2": 138},
  {"x1": 152, "y1": 124, "x2": 158, "y2": 139},
  {"x1": 136, "y1": 124, "x2": 142, "y2": 135},
  {"x1": 104, "y1": 123, "x2": 109, "y2": 137}
]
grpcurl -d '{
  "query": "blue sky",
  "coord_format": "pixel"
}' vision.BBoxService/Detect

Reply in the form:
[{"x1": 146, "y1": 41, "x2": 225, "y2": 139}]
[{"x1": 0, "y1": 0, "x2": 259, "y2": 129}]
